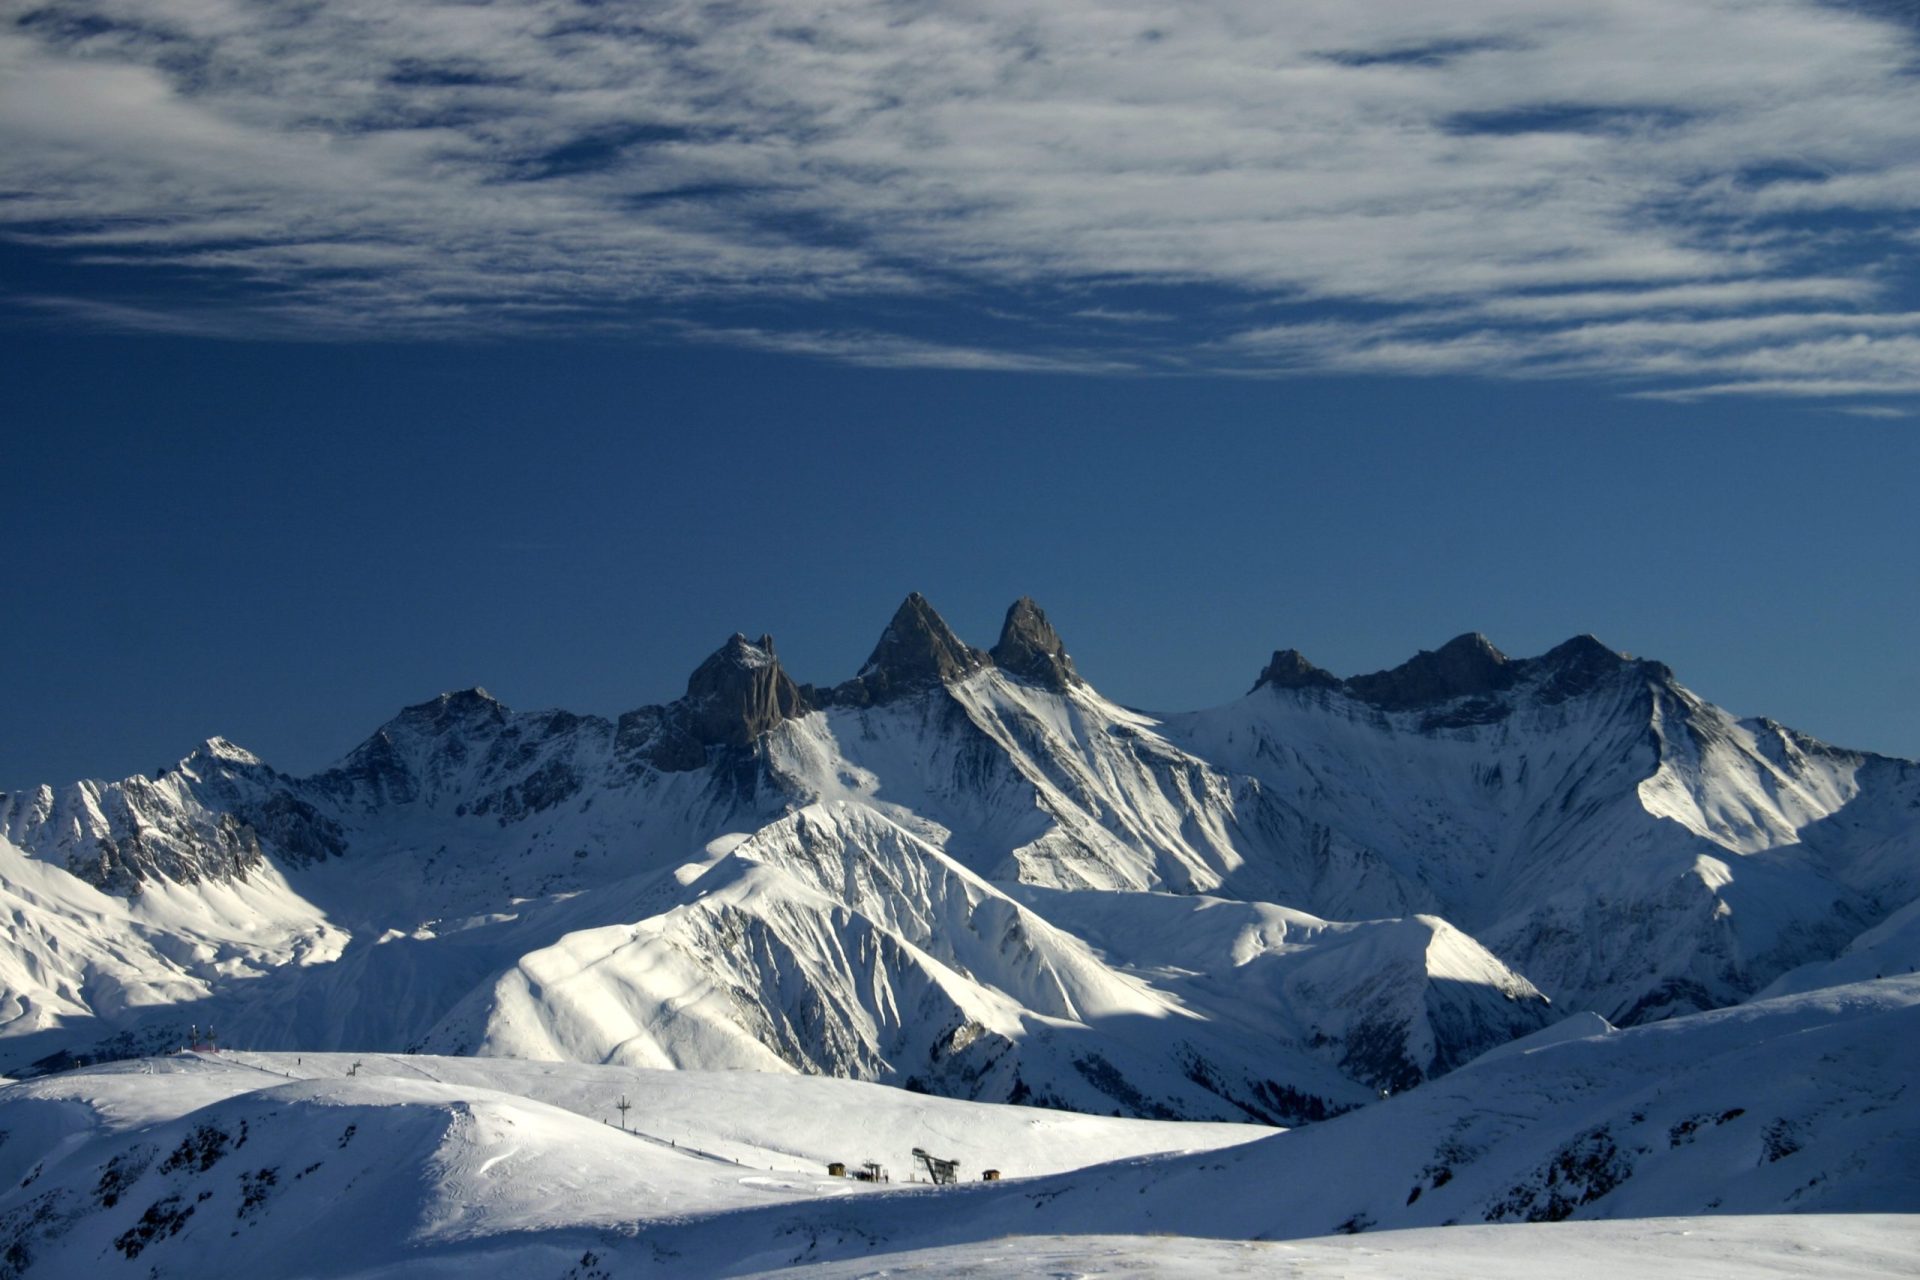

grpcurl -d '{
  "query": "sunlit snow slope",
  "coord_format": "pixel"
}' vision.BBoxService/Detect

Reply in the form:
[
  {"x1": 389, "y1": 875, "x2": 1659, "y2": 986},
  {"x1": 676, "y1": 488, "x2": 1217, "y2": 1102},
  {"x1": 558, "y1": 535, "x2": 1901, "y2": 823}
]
[{"x1": 0, "y1": 1050, "x2": 1267, "y2": 1277}]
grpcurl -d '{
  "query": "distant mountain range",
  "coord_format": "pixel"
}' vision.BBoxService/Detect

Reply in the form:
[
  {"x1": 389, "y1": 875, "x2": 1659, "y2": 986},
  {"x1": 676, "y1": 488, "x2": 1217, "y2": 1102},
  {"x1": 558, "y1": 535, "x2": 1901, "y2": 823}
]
[{"x1": 3, "y1": 594, "x2": 1915, "y2": 1123}]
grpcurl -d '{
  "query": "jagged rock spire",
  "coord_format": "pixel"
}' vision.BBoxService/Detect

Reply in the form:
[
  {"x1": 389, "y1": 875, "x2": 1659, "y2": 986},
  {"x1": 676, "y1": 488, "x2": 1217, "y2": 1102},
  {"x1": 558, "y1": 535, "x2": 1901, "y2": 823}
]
[
  {"x1": 869, "y1": 593, "x2": 988, "y2": 685},
  {"x1": 990, "y1": 597, "x2": 1080, "y2": 691},
  {"x1": 827, "y1": 593, "x2": 989, "y2": 707}
]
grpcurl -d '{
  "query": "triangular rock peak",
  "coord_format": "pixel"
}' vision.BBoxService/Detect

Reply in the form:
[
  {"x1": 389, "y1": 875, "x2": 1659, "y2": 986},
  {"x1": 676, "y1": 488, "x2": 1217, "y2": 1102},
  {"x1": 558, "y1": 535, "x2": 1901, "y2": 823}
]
[
  {"x1": 990, "y1": 596, "x2": 1081, "y2": 691},
  {"x1": 827, "y1": 593, "x2": 989, "y2": 706},
  {"x1": 646, "y1": 632, "x2": 811, "y2": 769},
  {"x1": 1528, "y1": 633, "x2": 1643, "y2": 703}
]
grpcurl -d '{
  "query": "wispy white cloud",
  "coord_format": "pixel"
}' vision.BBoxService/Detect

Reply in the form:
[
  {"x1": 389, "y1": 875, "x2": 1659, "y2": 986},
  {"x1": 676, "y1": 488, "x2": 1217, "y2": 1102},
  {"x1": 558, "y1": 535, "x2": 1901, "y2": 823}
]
[
  {"x1": 1470, "y1": 279, "x2": 1880, "y2": 322},
  {"x1": 16, "y1": 294, "x2": 268, "y2": 339},
  {"x1": 664, "y1": 322, "x2": 1138, "y2": 375},
  {"x1": 1634, "y1": 378, "x2": 1920, "y2": 401},
  {"x1": 1073, "y1": 308, "x2": 1175, "y2": 324},
  {"x1": 2, "y1": 0, "x2": 1919, "y2": 399},
  {"x1": 1826, "y1": 404, "x2": 1912, "y2": 419}
]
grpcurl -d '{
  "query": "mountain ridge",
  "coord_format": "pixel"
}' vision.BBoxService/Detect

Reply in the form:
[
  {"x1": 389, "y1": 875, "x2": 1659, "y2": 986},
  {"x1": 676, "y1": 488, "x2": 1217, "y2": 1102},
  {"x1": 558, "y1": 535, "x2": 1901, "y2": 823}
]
[{"x1": 0, "y1": 594, "x2": 1913, "y2": 1126}]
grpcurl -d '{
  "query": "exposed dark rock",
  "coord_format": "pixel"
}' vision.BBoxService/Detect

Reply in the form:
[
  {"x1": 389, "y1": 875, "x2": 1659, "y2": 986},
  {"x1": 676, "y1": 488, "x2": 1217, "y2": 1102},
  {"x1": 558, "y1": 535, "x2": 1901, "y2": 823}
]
[
  {"x1": 1529, "y1": 634, "x2": 1632, "y2": 704},
  {"x1": 1346, "y1": 633, "x2": 1515, "y2": 710},
  {"x1": 1255, "y1": 632, "x2": 1655, "y2": 719},
  {"x1": 394, "y1": 688, "x2": 510, "y2": 735},
  {"x1": 683, "y1": 635, "x2": 809, "y2": 746},
  {"x1": 70, "y1": 805, "x2": 265, "y2": 895},
  {"x1": 325, "y1": 730, "x2": 419, "y2": 806},
  {"x1": 468, "y1": 758, "x2": 583, "y2": 821},
  {"x1": 612, "y1": 706, "x2": 664, "y2": 760},
  {"x1": 1419, "y1": 697, "x2": 1513, "y2": 731},
  {"x1": 237, "y1": 792, "x2": 346, "y2": 865},
  {"x1": 320, "y1": 689, "x2": 507, "y2": 800},
  {"x1": 1252, "y1": 649, "x2": 1341, "y2": 694},
  {"x1": 824, "y1": 594, "x2": 988, "y2": 707},
  {"x1": 989, "y1": 597, "x2": 1080, "y2": 691},
  {"x1": 318, "y1": 691, "x2": 506, "y2": 807},
  {"x1": 643, "y1": 634, "x2": 811, "y2": 772},
  {"x1": 1484, "y1": 1124, "x2": 1634, "y2": 1223}
]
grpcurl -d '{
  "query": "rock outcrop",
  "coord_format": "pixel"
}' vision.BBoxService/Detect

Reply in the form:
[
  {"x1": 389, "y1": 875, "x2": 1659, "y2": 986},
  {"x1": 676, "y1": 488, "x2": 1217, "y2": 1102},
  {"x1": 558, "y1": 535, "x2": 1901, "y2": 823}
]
[
  {"x1": 647, "y1": 634, "x2": 811, "y2": 770},
  {"x1": 989, "y1": 596, "x2": 1080, "y2": 691},
  {"x1": 1345, "y1": 633, "x2": 1515, "y2": 710},
  {"x1": 825, "y1": 593, "x2": 989, "y2": 707},
  {"x1": 1251, "y1": 649, "x2": 1341, "y2": 694}
]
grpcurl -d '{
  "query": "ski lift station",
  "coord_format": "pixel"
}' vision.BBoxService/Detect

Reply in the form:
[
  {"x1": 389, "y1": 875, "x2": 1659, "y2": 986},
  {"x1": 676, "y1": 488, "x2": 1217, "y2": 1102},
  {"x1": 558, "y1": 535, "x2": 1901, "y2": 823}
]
[
  {"x1": 826, "y1": 1151, "x2": 999, "y2": 1184},
  {"x1": 912, "y1": 1147, "x2": 961, "y2": 1185},
  {"x1": 824, "y1": 1160, "x2": 889, "y2": 1182}
]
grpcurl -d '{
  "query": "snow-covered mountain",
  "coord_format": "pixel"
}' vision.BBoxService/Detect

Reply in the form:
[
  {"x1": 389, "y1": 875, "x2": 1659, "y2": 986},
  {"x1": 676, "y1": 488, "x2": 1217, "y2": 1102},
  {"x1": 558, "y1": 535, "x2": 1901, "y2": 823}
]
[
  {"x1": 1, "y1": 595, "x2": 1914, "y2": 1125},
  {"x1": 1169, "y1": 632, "x2": 1920, "y2": 1021}
]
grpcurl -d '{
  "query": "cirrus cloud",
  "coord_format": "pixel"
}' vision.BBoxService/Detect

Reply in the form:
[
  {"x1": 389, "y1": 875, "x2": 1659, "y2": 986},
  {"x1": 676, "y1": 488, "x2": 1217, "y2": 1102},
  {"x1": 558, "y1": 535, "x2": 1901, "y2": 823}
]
[{"x1": 3, "y1": 0, "x2": 1920, "y2": 402}]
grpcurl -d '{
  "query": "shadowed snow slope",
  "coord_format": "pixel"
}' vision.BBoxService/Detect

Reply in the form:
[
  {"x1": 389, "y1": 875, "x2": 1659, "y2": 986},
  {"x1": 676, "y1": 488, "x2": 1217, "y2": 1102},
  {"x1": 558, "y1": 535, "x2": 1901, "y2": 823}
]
[{"x1": 735, "y1": 1219, "x2": 1918, "y2": 1280}]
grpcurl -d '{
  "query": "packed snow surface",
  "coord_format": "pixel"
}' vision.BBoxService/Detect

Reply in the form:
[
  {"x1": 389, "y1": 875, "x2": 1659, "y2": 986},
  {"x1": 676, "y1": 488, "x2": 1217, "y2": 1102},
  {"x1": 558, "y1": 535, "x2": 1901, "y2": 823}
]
[
  {"x1": 1, "y1": 975, "x2": 1914, "y2": 1276},
  {"x1": 739, "y1": 1218, "x2": 1920, "y2": 1280},
  {"x1": 0, "y1": 1050, "x2": 1265, "y2": 1277}
]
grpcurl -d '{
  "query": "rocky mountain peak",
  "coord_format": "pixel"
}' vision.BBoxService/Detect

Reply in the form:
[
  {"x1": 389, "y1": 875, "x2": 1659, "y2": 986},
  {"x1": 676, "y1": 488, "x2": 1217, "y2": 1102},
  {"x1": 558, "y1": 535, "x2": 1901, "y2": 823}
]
[
  {"x1": 184, "y1": 736, "x2": 266, "y2": 769},
  {"x1": 321, "y1": 689, "x2": 513, "y2": 806},
  {"x1": 674, "y1": 632, "x2": 809, "y2": 752},
  {"x1": 828, "y1": 593, "x2": 988, "y2": 706},
  {"x1": 1251, "y1": 649, "x2": 1341, "y2": 694},
  {"x1": 701, "y1": 633, "x2": 778, "y2": 672},
  {"x1": 1542, "y1": 634, "x2": 1617, "y2": 663},
  {"x1": 392, "y1": 687, "x2": 510, "y2": 733},
  {"x1": 1525, "y1": 634, "x2": 1635, "y2": 703},
  {"x1": 1345, "y1": 633, "x2": 1515, "y2": 711},
  {"x1": 990, "y1": 596, "x2": 1080, "y2": 691},
  {"x1": 1255, "y1": 631, "x2": 1657, "y2": 721}
]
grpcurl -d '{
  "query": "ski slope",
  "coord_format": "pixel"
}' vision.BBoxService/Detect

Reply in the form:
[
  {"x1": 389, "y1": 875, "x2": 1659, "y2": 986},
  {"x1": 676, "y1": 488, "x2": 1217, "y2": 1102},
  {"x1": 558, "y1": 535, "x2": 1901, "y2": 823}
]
[
  {"x1": 2, "y1": 975, "x2": 1914, "y2": 1276},
  {"x1": 736, "y1": 1218, "x2": 1919, "y2": 1280}
]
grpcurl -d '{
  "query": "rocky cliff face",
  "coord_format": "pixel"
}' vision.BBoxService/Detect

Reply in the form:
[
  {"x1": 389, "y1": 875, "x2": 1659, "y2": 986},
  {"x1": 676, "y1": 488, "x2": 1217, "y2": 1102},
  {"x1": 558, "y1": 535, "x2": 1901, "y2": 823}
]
[
  {"x1": 645, "y1": 634, "x2": 811, "y2": 770},
  {"x1": 0, "y1": 737, "x2": 344, "y2": 896}
]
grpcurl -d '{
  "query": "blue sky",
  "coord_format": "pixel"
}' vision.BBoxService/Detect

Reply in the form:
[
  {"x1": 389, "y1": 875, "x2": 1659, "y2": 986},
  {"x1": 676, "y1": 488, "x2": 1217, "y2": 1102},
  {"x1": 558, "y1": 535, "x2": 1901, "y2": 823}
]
[{"x1": 2, "y1": 0, "x2": 1918, "y2": 787}]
